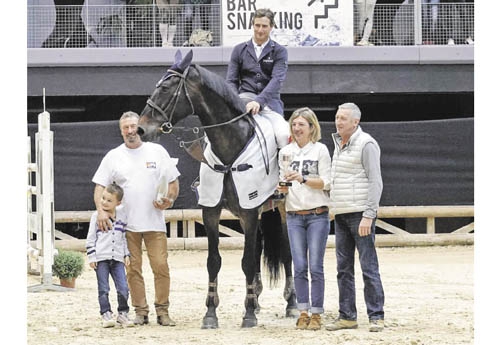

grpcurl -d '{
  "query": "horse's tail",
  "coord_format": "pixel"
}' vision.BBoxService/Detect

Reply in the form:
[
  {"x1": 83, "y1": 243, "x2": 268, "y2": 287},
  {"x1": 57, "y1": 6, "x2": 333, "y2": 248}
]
[{"x1": 260, "y1": 207, "x2": 285, "y2": 287}]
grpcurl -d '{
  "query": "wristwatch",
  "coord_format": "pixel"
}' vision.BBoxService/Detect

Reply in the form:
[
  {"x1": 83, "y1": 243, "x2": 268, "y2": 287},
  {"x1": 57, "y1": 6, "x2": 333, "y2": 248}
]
[{"x1": 301, "y1": 176, "x2": 307, "y2": 184}]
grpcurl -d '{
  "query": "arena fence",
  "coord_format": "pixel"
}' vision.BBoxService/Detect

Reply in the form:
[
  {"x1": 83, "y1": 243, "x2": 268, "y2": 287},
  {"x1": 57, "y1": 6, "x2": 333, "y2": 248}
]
[
  {"x1": 27, "y1": 2, "x2": 474, "y2": 48},
  {"x1": 52, "y1": 206, "x2": 474, "y2": 251}
]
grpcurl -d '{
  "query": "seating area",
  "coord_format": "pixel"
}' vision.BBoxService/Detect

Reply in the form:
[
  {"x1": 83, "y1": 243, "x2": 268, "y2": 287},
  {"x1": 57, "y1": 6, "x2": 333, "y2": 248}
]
[{"x1": 27, "y1": 2, "x2": 474, "y2": 48}]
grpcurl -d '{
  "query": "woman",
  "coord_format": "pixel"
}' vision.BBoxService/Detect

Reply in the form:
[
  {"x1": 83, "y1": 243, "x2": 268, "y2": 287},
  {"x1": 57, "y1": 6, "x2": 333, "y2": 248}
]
[{"x1": 277, "y1": 107, "x2": 332, "y2": 331}]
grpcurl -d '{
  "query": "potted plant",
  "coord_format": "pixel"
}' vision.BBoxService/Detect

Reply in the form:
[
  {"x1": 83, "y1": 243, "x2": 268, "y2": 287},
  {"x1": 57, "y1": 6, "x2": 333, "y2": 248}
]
[{"x1": 52, "y1": 250, "x2": 84, "y2": 288}]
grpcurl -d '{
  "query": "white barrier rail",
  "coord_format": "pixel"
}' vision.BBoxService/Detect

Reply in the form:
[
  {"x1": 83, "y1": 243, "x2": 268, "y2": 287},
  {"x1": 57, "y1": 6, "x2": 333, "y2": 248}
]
[{"x1": 51, "y1": 206, "x2": 474, "y2": 251}]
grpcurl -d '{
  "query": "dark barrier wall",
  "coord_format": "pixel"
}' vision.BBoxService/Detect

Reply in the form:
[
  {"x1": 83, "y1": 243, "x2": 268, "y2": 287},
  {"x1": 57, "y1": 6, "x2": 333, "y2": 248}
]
[{"x1": 27, "y1": 118, "x2": 473, "y2": 211}]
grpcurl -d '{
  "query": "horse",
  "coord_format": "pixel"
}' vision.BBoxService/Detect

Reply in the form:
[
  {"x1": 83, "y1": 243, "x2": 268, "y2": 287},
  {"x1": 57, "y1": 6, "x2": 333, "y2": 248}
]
[{"x1": 137, "y1": 50, "x2": 297, "y2": 328}]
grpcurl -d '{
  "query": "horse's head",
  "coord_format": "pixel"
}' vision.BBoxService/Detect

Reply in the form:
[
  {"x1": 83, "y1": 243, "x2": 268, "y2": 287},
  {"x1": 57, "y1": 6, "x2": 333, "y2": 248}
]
[{"x1": 138, "y1": 50, "x2": 197, "y2": 142}]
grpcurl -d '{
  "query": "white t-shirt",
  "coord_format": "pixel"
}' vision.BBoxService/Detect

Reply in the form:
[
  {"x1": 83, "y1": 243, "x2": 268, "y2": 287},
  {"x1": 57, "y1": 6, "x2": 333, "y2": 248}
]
[
  {"x1": 279, "y1": 141, "x2": 332, "y2": 212},
  {"x1": 92, "y1": 142, "x2": 180, "y2": 232}
]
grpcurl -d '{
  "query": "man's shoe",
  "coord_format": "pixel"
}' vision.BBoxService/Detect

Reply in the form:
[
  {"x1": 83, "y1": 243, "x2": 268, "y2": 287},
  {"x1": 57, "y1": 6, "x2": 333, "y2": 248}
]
[
  {"x1": 117, "y1": 311, "x2": 134, "y2": 327},
  {"x1": 133, "y1": 314, "x2": 149, "y2": 325},
  {"x1": 325, "y1": 318, "x2": 358, "y2": 331},
  {"x1": 295, "y1": 313, "x2": 310, "y2": 330},
  {"x1": 306, "y1": 313, "x2": 321, "y2": 330},
  {"x1": 447, "y1": 38, "x2": 455, "y2": 45},
  {"x1": 465, "y1": 37, "x2": 474, "y2": 45},
  {"x1": 369, "y1": 319, "x2": 384, "y2": 332},
  {"x1": 102, "y1": 311, "x2": 116, "y2": 328},
  {"x1": 157, "y1": 313, "x2": 176, "y2": 326}
]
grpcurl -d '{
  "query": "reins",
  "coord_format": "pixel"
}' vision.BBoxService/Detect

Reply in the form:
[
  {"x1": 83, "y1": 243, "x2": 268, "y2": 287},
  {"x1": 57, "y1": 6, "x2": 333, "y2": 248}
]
[
  {"x1": 146, "y1": 67, "x2": 249, "y2": 135},
  {"x1": 145, "y1": 65, "x2": 270, "y2": 175}
]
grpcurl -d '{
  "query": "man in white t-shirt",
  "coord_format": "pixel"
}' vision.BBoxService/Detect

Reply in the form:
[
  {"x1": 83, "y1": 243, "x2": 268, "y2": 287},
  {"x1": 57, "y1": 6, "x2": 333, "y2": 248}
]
[{"x1": 92, "y1": 111, "x2": 180, "y2": 326}]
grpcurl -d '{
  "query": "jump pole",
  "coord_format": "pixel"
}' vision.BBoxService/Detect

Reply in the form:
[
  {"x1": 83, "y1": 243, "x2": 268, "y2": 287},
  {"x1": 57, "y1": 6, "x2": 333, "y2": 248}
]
[{"x1": 28, "y1": 89, "x2": 73, "y2": 292}]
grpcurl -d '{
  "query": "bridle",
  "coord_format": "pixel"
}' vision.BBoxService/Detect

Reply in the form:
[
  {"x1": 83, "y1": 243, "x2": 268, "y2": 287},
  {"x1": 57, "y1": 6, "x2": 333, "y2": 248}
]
[
  {"x1": 145, "y1": 65, "x2": 270, "y2": 175},
  {"x1": 145, "y1": 66, "x2": 249, "y2": 136},
  {"x1": 146, "y1": 67, "x2": 195, "y2": 135}
]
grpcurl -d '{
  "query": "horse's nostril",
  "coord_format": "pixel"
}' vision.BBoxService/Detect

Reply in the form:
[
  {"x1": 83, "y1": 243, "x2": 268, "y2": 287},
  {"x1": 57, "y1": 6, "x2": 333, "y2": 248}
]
[{"x1": 137, "y1": 127, "x2": 145, "y2": 136}]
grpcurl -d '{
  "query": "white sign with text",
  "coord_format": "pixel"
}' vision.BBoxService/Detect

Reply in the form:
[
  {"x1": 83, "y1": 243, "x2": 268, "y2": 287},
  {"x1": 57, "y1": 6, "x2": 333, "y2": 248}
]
[{"x1": 222, "y1": 0, "x2": 353, "y2": 47}]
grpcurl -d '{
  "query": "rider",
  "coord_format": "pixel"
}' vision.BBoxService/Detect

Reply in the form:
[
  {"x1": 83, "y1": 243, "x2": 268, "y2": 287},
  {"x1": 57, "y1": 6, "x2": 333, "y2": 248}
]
[{"x1": 226, "y1": 8, "x2": 290, "y2": 149}]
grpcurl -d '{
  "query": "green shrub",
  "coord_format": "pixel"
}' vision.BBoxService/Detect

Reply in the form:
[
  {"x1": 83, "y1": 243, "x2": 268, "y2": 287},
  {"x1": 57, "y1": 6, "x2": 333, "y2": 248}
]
[{"x1": 52, "y1": 250, "x2": 84, "y2": 280}]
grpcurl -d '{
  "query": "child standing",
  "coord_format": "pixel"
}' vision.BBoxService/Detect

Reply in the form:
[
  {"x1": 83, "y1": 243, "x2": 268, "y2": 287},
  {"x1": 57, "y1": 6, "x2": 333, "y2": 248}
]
[{"x1": 86, "y1": 182, "x2": 134, "y2": 328}]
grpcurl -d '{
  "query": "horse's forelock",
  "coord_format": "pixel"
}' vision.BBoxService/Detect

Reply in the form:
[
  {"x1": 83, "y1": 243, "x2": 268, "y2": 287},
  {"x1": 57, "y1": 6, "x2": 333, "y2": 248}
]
[{"x1": 194, "y1": 65, "x2": 246, "y2": 114}]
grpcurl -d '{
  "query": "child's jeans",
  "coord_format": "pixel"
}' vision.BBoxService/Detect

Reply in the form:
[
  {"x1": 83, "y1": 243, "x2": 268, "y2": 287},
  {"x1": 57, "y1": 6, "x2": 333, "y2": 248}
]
[{"x1": 95, "y1": 259, "x2": 130, "y2": 315}]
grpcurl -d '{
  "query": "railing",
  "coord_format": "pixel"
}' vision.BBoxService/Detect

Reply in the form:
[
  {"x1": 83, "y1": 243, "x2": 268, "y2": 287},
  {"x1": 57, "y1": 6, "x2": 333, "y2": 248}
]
[
  {"x1": 27, "y1": 2, "x2": 474, "y2": 48},
  {"x1": 51, "y1": 206, "x2": 474, "y2": 250}
]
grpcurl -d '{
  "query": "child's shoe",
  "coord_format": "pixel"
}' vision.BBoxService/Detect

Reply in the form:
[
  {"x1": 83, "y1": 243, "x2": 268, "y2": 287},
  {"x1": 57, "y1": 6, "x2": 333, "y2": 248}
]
[
  {"x1": 117, "y1": 311, "x2": 134, "y2": 327},
  {"x1": 102, "y1": 311, "x2": 116, "y2": 328}
]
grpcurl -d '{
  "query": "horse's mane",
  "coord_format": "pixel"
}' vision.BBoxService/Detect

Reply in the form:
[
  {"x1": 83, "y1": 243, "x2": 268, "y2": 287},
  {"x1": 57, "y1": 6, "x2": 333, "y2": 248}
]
[{"x1": 194, "y1": 64, "x2": 247, "y2": 116}]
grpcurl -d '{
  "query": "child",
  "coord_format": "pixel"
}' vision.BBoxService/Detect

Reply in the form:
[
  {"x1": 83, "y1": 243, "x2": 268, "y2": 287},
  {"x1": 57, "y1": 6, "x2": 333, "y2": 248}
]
[{"x1": 86, "y1": 182, "x2": 134, "y2": 328}]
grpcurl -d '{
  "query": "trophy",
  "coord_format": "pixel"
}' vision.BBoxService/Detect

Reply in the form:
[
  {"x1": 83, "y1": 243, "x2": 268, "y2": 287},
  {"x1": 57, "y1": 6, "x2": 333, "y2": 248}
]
[{"x1": 279, "y1": 153, "x2": 294, "y2": 187}]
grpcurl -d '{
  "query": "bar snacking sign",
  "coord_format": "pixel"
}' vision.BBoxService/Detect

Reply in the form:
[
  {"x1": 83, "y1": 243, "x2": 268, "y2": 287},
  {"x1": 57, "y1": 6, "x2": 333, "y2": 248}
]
[{"x1": 222, "y1": 0, "x2": 353, "y2": 47}]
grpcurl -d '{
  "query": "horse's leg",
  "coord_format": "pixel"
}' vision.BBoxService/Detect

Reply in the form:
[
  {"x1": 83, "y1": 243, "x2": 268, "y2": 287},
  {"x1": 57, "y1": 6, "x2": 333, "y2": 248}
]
[
  {"x1": 201, "y1": 206, "x2": 222, "y2": 329},
  {"x1": 240, "y1": 209, "x2": 260, "y2": 328},
  {"x1": 278, "y1": 202, "x2": 299, "y2": 317},
  {"x1": 253, "y1": 225, "x2": 263, "y2": 314}
]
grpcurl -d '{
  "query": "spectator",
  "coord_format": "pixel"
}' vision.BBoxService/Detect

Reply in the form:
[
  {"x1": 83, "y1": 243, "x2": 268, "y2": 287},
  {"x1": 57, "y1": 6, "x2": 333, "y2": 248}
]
[
  {"x1": 441, "y1": 0, "x2": 474, "y2": 45},
  {"x1": 325, "y1": 103, "x2": 385, "y2": 333},
  {"x1": 157, "y1": 0, "x2": 179, "y2": 47},
  {"x1": 422, "y1": 0, "x2": 439, "y2": 44},
  {"x1": 92, "y1": 111, "x2": 180, "y2": 326},
  {"x1": 355, "y1": 0, "x2": 377, "y2": 46}
]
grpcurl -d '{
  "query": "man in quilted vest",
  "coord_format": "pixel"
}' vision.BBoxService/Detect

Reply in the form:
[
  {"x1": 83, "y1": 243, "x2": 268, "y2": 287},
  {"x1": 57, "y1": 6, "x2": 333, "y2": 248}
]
[{"x1": 326, "y1": 102, "x2": 385, "y2": 333}]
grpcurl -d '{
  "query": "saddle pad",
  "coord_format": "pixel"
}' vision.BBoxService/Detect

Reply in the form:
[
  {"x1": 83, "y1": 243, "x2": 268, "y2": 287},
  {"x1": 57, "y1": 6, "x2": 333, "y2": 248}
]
[{"x1": 197, "y1": 115, "x2": 279, "y2": 209}]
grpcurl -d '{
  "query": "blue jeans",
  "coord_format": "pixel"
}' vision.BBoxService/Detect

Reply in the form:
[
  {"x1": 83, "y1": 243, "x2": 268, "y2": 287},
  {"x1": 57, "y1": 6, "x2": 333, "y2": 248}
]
[
  {"x1": 335, "y1": 212, "x2": 385, "y2": 321},
  {"x1": 95, "y1": 259, "x2": 130, "y2": 315},
  {"x1": 286, "y1": 212, "x2": 330, "y2": 314}
]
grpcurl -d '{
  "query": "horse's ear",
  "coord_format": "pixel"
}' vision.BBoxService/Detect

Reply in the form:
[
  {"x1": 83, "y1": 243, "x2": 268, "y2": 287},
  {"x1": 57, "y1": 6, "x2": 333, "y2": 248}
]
[
  {"x1": 174, "y1": 50, "x2": 183, "y2": 65},
  {"x1": 178, "y1": 50, "x2": 194, "y2": 72}
]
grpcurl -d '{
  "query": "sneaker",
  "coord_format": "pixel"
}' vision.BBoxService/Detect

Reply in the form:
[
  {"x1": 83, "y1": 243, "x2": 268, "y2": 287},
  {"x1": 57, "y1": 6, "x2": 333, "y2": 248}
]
[
  {"x1": 325, "y1": 318, "x2": 358, "y2": 331},
  {"x1": 369, "y1": 319, "x2": 384, "y2": 332},
  {"x1": 117, "y1": 312, "x2": 134, "y2": 328},
  {"x1": 133, "y1": 314, "x2": 149, "y2": 325},
  {"x1": 102, "y1": 311, "x2": 116, "y2": 328},
  {"x1": 465, "y1": 37, "x2": 474, "y2": 45},
  {"x1": 306, "y1": 313, "x2": 321, "y2": 331},
  {"x1": 356, "y1": 39, "x2": 373, "y2": 46},
  {"x1": 447, "y1": 38, "x2": 455, "y2": 45},
  {"x1": 295, "y1": 312, "x2": 310, "y2": 330},
  {"x1": 157, "y1": 313, "x2": 176, "y2": 326}
]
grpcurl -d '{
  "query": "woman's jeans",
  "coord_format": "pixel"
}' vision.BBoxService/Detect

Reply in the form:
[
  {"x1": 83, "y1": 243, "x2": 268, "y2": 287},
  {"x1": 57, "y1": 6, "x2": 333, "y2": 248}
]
[
  {"x1": 95, "y1": 259, "x2": 130, "y2": 315},
  {"x1": 335, "y1": 212, "x2": 385, "y2": 321},
  {"x1": 287, "y1": 212, "x2": 330, "y2": 314}
]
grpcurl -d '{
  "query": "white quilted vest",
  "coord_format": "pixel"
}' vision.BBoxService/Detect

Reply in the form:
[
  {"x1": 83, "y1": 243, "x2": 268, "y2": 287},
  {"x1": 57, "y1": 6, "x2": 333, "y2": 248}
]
[{"x1": 330, "y1": 127, "x2": 378, "y2": 215}]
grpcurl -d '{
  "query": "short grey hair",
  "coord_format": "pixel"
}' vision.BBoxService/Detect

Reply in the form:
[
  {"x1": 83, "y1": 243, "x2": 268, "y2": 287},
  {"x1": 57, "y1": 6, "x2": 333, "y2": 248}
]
[
  {"x1": 120, "y1": 111, "x2": 140, "y2": 122},
  {"x1": 338, "y1": 103, "x2": 362, "y2": 120},
  {"x1": 119, "y1": 111, "x2": 140, "y2": 129}
]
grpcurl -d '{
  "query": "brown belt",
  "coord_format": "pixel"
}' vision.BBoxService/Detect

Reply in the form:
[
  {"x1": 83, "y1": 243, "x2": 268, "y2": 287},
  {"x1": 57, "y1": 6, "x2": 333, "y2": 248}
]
[{"x1": 287, "y1": 206, "x2": 329, "y2": 216}]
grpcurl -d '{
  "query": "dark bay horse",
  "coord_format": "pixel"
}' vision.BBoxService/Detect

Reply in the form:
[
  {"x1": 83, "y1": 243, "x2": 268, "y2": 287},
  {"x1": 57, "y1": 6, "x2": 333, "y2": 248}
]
[{"x1": 137, "y1": 50, "x2": 296, "y2": 328}]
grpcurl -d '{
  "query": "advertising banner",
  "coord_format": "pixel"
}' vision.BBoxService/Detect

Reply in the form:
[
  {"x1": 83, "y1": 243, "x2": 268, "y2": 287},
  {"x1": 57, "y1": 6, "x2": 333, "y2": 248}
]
[{"x1": 222, "y1": 0, "x2": 353, "y2": 47}]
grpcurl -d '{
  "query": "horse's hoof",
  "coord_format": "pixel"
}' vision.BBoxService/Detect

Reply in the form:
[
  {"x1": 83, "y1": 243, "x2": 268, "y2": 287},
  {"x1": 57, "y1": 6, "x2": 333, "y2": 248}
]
[
  {"x1": 241, "y1": 317, "x2": 258, "y2": 328},
  {"x1": 201, "y1": 316, "x2": 219, "y2": 329},
  {"x1": 285, "y1": 307, "x2": 299, "y2": 318}
]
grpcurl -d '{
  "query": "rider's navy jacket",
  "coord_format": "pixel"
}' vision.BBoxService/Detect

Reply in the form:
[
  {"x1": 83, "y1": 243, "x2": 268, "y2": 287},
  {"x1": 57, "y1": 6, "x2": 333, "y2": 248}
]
[{"x1": 226, "y1": 39, "x2": 288, "y2": 115}]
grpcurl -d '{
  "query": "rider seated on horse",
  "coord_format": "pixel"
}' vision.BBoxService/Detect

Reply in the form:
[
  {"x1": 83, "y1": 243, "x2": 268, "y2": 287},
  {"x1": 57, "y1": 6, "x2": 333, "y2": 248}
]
[{"x1": 226, "y1": 8, "x2": 290, "y2": 149}]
